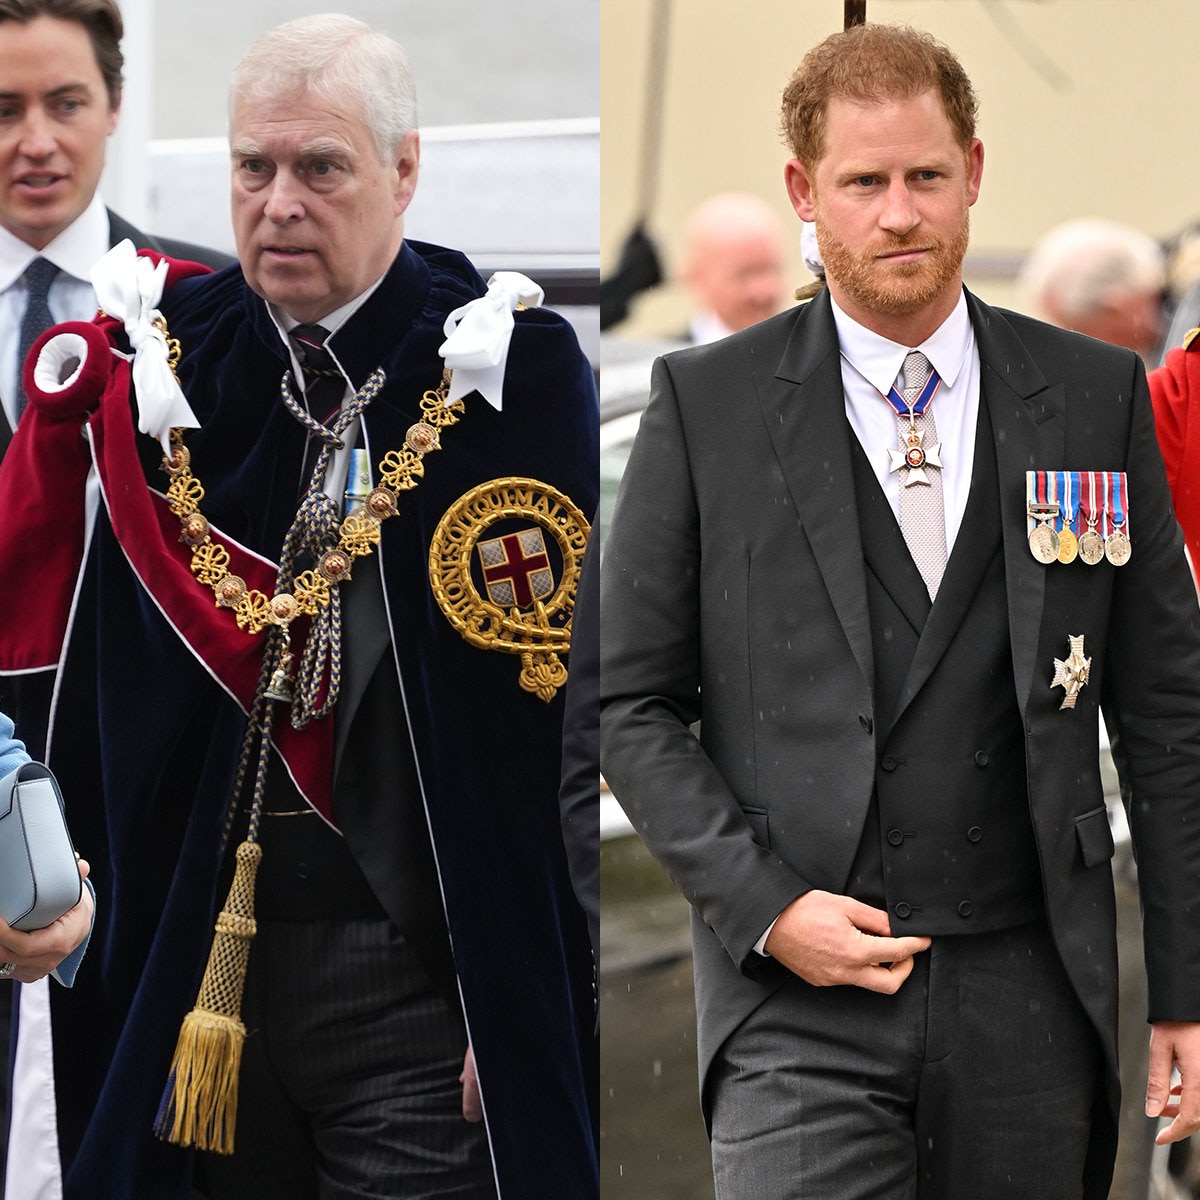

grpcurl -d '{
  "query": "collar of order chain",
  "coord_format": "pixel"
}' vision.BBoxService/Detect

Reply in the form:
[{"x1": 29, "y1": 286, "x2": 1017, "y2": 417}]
[{"x1": 162, "y1": 366, "x2": 461, "y2": 634}]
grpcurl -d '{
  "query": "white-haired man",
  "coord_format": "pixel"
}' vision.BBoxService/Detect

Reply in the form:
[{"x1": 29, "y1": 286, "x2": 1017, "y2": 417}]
[
  {"x1": 679, "y1": 191, "x2": 789, "y2": 342},
  {"x1": 0, "y1": 14, "x2": 597, "y2": 1199},
  {"x1": 1019, "y1": 217, "x2": 1166, "y2": 363}
]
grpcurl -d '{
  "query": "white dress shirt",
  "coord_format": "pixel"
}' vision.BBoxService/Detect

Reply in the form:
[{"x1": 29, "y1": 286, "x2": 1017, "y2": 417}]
[
  {"x1": 756, "y1": 290, "x2": 983, "y2": 956},
  {"x1": 831, "y1": 290, "x2": 981, "y2": 558},
  {"x1": 0, "y1": 194, "x2": 111, "y2": 427}
]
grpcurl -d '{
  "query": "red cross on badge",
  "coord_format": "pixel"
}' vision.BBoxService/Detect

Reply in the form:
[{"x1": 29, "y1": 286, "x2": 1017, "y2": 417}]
[{"x1": 478, "y1": 528, "x2": 554, "y2": 608}]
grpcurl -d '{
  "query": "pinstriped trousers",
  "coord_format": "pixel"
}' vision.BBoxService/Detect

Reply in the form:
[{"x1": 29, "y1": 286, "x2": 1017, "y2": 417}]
[
  {"x1": 708, "y1": 921, "x2": 1101, "y2": 1200},
  {"x1": 196, "y1": 917, "x2": 496, "y2": 1200}
]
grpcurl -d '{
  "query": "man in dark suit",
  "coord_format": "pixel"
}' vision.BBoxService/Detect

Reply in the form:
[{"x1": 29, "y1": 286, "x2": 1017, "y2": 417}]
[
  {"x1": 0, "y1": 12, "x2": 596, "y2": 1199},
  {"x1": 0, "y1": 0, "x2": 231, "y2": 461},
  {"x1": 602, "y1": 23, "x2": 1200, "y2": 1199}
]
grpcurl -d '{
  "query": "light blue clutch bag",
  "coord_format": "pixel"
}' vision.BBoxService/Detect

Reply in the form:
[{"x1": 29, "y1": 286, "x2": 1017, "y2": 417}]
[{"x1": 0, "y1": 763, "x2": 81, "y2": 932}]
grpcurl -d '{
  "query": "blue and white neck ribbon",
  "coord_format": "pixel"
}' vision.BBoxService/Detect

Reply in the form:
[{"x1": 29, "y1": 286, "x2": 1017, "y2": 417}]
[{"x1": 883, "y1": 367, "x2": 941, "y2": 419}]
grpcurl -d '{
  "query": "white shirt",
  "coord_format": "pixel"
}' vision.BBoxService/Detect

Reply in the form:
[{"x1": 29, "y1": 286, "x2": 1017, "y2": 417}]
[
  {"x1": 831, "y1": 289, "x2": 980, "y2": 557},
  {"x1": 755, "y1": 290, "x2": 983, "y2": 957},
  {"x1": 688, "y1": 309, "x2": 735, "y2": 346},
  {"x1": 0, "y1": 194, "x2": 111, "y2": 427}
]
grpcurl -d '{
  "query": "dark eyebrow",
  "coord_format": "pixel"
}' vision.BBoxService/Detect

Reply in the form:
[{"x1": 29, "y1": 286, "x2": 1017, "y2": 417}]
[
  {"x1": 46, "y1": 82, "x2": 94, "y2": 98},
  {"x1": 0, "y1": 82, "x2": 95, "y2": 102}
]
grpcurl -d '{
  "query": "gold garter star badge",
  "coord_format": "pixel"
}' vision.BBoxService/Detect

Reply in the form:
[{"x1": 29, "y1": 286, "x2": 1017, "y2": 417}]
[
  {"x1": 1051, "y1": 634, "x2": 1091, "y2": 711},
  {"x1": 428, "y1": 477, "x2": 589, "y2": 702}
]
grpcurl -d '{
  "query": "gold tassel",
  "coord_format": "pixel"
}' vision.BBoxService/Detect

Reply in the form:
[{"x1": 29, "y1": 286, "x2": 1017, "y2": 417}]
[{"x1": 155, "y1": 840, "x2": 262, "y2": 1154}]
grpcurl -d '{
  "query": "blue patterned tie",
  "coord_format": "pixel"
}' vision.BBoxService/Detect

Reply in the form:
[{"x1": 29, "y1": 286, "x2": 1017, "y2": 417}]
[{"x1": 14, "y1": 257, "x2": 59, "y2": 423}]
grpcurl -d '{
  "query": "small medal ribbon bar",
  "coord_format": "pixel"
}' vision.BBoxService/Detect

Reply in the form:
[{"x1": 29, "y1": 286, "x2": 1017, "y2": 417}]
[{"x1": 1026, "y1": 470, "x2": 1130, "y2": 566}]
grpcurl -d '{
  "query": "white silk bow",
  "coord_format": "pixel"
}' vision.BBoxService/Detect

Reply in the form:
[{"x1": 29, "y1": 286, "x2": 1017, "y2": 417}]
[
  {"x1": 90, "y1": 239, "x2": 200, "y2": 454},
  {"x1": 800, "y1": 221, "x2": 825, "y2": 280},
  {"x1": 439, "y1": 271, "x2": 544, "y2": 411}
]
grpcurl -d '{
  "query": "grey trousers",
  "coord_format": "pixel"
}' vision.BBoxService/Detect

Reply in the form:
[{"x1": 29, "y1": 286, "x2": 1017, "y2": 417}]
[
  {"x1": 709, "y1": 921, "x2": 1101, "y2": 1200},
  {"x1": 197, "y1": 917, "x2": 496, "y2": 1200}
]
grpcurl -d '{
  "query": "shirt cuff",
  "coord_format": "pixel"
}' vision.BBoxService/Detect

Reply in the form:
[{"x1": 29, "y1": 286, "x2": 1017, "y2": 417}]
[{"x1": 754, "y1": 913, "x2": 781, "y2": 957}]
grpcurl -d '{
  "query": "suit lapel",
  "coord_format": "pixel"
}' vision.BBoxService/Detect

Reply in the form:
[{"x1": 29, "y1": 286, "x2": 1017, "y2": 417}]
[
  {"x1": 753, "y1": 292, "x2": 874, "y2": 692},
  {"x1": 967, "y1": 293, "x2": 1066, "y2": 715},
  {"x1": 106, "y1": 209, "x2": 160, "y2": 253}
]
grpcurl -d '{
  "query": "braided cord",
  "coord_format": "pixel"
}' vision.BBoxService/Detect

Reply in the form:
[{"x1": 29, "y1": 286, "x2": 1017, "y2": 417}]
[{"x1": 273, "y1": 368, "x2": 383, "y2": 729}]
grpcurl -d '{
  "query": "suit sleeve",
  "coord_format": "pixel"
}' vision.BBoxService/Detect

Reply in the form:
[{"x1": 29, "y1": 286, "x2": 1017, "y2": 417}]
[
  {"x1": 1103, "y1": 356, "x2": 1200, "y2": 1020},
  {"x1": 600, "y1": 355, "x2": 809, "y2": 976}
]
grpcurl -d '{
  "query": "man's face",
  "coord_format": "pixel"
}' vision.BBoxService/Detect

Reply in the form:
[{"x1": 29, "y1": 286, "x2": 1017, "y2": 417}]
[
  {"x1": 0, "y1": 16, "x2": 118, "y2": 250},
  {"x1": 693, "y1": 228, "x2": 785, "y2": 332},
  {"x1": 231, "y1": 90, "x2": 418, "y2": 324},
  {"x1": 785, "y1": 90, "x2": 983, "y2": 337}
]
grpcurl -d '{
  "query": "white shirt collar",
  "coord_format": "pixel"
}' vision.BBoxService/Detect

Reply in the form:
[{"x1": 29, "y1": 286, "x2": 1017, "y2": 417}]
[
  {"x1": 268, "y1": 270, "x2": 387, "y2": 346},
  {"x1": 689, "y1": 309, "x2": 736, "y2": 346},
  {"x1": 830, "y1": 289, "x2": 972, "y2": 398},
  {"x1": 0, "y1": 193, "x2": 109, "y2": 292}
]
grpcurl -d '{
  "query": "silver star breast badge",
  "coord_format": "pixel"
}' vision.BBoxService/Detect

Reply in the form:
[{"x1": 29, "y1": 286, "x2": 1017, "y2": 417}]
[
  {"x1": 1051, "y1": 634, "x2": 1091, "y2": 710},
  {"x1": 888, "y1": 426, "x2": 943, "y2": 488}
]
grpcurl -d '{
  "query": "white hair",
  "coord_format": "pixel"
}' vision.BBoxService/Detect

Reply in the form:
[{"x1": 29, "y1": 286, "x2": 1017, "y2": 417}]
[
  {"x1": 1019, "y1": 218, "x2": 1165, "y2": 322},
  {"x1": 229, "y1": 13, "x2": 417, "y2": 161}
]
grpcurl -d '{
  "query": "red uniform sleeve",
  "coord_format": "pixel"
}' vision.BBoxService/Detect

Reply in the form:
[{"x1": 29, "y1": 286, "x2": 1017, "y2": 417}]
[{"x1": 1149, "y1": 345, "x2": 1200, "y2": 578}]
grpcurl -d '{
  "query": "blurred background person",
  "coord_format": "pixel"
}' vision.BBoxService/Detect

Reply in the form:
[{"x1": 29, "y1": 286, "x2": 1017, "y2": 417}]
[
  {"x1": 1161, "y1": 225, "x2": 1200, "y2": 363},
  {"x1": 678, "y1": 191, "x2": 788, "y2": 342},
  {"x1": 1018, "y1": 217, "x2": 1166, "y2": 364}
]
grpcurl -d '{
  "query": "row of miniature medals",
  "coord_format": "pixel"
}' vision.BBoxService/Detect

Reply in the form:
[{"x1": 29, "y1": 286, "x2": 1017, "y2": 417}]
[{"x1": 1026, "y1": 470, "x2": 1131, "y2": 567}]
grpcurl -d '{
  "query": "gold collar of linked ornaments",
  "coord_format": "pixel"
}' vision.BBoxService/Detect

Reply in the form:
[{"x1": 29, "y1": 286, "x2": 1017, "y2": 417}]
[{"x1": 161, "y1": 369, "x2": 462, "y2": 636}]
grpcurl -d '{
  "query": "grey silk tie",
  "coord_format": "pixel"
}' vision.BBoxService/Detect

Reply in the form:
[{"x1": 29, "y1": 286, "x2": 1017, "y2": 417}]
[
  {"x1": 897, "y1": 350, "x2": 947, "y2": 599},
  {"x1": 14, "y1": 257, "x2": 59, "y2": 423}
]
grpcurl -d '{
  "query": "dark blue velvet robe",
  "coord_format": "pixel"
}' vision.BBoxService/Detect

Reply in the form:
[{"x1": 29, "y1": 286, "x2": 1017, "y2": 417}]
[{"x1": 15, "y1": 241, "x2": 598, "y2": 1198}]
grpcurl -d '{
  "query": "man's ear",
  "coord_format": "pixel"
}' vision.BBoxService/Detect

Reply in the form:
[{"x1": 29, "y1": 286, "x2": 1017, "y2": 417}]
[
  {"x1": 965, "y1": 137, "x2": 984, "y2": 207},
  {"x1": 393, "y1": 130, "x2": 420, "y2": 216},
  {"x1": 784, "y1": 159, "x2": 817, "y2": 222}
]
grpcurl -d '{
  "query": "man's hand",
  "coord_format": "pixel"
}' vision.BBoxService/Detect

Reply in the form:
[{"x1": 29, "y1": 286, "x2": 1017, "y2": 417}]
[
  {"x1": 0, "y1": 858, "x2": 93, "y2": 984},
  {"x1": 763, "y1": 889, "x2": 931, "y2": 993},
  {"x1": 460, "y1": 1044, "x2": 483, "y2": 1123},
  {"x1": 1146, "y1": 1020, "x2": 1200, "y2": 1143}
]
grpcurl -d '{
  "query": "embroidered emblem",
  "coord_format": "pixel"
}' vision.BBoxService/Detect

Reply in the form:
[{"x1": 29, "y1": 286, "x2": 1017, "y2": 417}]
[
  {"x1": 429, "y1": 478, "x2": 590, "y2": 702},
  {"x1": 1051, "y1": 634, "x2": 1091, "y2": 711},
  {"x1": 478, "y1": 529, "x2": 554, "y2": 608}
]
